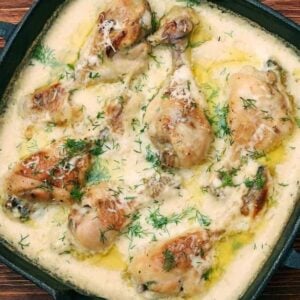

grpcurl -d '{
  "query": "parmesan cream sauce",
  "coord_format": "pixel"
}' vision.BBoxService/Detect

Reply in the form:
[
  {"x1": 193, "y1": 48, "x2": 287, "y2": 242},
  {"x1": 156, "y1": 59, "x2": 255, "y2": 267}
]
[{"x1": 0, "y1": 0, "x2": 299, "y2": 299}]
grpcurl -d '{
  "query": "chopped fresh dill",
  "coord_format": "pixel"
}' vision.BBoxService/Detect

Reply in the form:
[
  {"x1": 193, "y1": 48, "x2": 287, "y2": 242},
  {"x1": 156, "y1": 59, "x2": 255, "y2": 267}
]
[
  {"x1": 134, "y1": 138, "x2": 142, "y2": 154},
  {"x1": 108, "y1": 186, "x2": 123, "y2": 198},
  {"x1": 218, "y1": 168, "x2": 238, "y2": 187},
  {"x1": 295, "y1": 117, "x2": 300, "y2": 128},
  {"x1": 27, "y1": 139, "x2": 39, "y2": 153},
  {"x1": 131, "y1": 118, "x2": 140, "y2": 131},
  {"x1": 261, "y1": 110, "x2": 273, "y2": 120},
  {"x1": 244, "y1": 167, "x2": 266, "y2": 190},
  {"x1": 70, "y1": 185, "x2": 84, "y2": 202},
  {"x1": 90, "y1": 139, "x2": 106, "y2": 156},
  {"x1": 31, "y1": 43, "x2": 58, "y2": 66},
  {"x1": 202, "y1": 84, "x2": 219, "y2": 103},
  {"x1": 124, "y1": 220, "x2": 147, "y2": 241},
  {"x1": 188, "y1": 208, "x2": 211, "y2": 227},
  {"x1": 202, "y1": 268, "x2": 213, "y2": 281},
  {"x1": 64, "y1": 139, "x2": 88, "y2": 156},
  {"x1": 146, "y1": 145, "x2": 161, "y2": 168},
  {"x1": 148, "y1": 208, "x2": 169, "y2": 230},
  {"x1": 89, "y1": 72, "x2": 101, "y2": 79},
  {"x1": 240, "y1": 97, "x2": 257, "y2": 110},
  {"x1": 97, "y1": 111, "x2": 105, "y2": 119},
  {"x1": 18, "y1": 234, "x2": 30, "y2": 250},
  {"x1": 163, "y1": 249, "x2": 176, "y2": 271},
  {"x1": 86, "y1": 158, "x2": 110, "y2": 185},
  {"x1": 206, "y1": 104, "x2": 231, "y2": 138},
  {"x1": 67, "y1": 63, "x2": 75, "y2": 70},
  {"x1": 148, "y1": 53, "x2": 162, "y2": 67},
  {"x1": 246, "y1": 149, "x2": 266, "y2": 160},
  {"x1": 151, "y1": 11, "x2": 160, "y2": 32},
  {"x1": 133, "y1": 78, "x2": 145, "y2": 92}
]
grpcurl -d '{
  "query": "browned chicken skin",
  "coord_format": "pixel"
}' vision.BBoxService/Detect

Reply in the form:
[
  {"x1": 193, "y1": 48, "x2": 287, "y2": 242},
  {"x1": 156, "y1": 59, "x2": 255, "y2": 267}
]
[
  {"x1": 68, "y1": 183, "x2": 137, "y2": 252},
  {"x1": 105, "y1": 96, "x2": 128, "y2": 134},
  {"x1": 91, "y1": 0, "x2": 151, "y2": 57},
  {"x1": 228, "y1": 62, "x2": 294, "y2": 154},
  {"x1": 129, "y1": 231, "x2": 213, "y2": 296},
  {"x1": 21, "y1": 83, "x2": 78, "y2": 125},
  {"x1": 75, "y1": 0, "x2": 151, "y2": 85},
  {"x1": 6, "y1": 142, "x2": 91, "y2": 205}
]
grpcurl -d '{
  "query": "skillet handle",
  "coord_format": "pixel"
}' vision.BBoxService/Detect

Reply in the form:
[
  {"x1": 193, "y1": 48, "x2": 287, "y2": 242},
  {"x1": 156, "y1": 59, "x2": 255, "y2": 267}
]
[
  {"x1": 283, "y1": 249, "x2": 300, "y2": 269},
  {"x1": 0, "y1": 21, "x2": 17, "y2": 54}
]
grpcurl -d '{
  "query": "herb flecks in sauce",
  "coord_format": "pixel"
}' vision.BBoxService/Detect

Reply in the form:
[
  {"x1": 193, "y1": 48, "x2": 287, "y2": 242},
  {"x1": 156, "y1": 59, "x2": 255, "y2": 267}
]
[{"x1": 163, "y1": 249, "x2": 176, "y2": 271}]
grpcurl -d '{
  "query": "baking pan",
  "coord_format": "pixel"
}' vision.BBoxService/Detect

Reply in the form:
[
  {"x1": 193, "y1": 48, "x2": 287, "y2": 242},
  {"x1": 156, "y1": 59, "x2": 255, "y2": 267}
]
[{"x1": 0, "y1": 1, "x2": 299, "y2": 299}]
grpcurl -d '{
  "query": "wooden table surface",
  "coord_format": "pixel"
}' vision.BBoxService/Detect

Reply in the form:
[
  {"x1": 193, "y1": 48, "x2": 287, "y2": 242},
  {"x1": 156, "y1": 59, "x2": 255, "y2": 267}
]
[{"x1": 0, "y1": 0, "x2": 299, "y2": 299}]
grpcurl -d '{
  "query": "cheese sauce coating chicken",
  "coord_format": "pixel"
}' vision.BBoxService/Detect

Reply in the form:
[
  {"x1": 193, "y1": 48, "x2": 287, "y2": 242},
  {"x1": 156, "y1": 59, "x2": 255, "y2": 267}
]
[
  {"x1": 146, "y1": 65, "x2": 212, "y2": 168},
  {"x1": 228, "y1": 62, "x2": 294, "y2": 154},
  {"x1": 5, "y1": 141, "x2": 90, "y2": 205},
  {"x1": 75, "y1": 0, "x2": 152, "y2": 85},
  {"x1": 0, "y1": 0, "x2": 299, "y2": 300},
  {"x1": 128, "y1": 231, "x2": 214, "y2": 297},
  {"x1": 68, "y1": 183, "x2": 137, "y2": 252}
]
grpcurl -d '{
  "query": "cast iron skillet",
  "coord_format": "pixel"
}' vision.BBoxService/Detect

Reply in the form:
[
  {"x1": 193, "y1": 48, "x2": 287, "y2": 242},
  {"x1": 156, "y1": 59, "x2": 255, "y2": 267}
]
[{"x1": 0, "y1": 1, "x2": 299, "y2": 299}]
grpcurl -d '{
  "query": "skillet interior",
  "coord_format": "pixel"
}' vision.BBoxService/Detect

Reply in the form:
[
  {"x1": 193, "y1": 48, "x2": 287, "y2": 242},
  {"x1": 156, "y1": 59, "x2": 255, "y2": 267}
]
[{"x1": 0, "y1": 1, "x2": 299, "y2": 299}]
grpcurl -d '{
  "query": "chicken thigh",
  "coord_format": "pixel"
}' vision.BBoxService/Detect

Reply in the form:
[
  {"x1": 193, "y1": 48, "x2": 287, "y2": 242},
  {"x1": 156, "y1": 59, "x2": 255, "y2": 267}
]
[
  {"x1": 68, "y1": 183, "x2": 137, "y2": 252},
  {"x1": 128, "y1": 230, "x2": 213, "y2": 296},
  {"x1": 228, "y1": 62, "x2": 294, "y2": 153},
  {"x1": 75, "y1": 0, "x2": 152, "y2": 85}
]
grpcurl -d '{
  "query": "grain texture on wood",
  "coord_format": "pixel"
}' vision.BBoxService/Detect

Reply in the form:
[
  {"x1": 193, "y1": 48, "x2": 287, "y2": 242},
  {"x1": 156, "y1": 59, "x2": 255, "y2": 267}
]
[{"x1": 0, "y1": 1, "x2": 299, "y2": 300}]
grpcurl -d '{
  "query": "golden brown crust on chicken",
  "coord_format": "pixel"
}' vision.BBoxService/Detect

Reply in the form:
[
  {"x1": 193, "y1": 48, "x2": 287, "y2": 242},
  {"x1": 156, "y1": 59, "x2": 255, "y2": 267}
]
[
  {"x1": 92, "y1": 0, "x2": 151, "y2": 57},
  {"x1": 21, "y1": 83, "x2": 82, "y2": 126},
  {"x1": 6, "y1": 143, "x2": 91, "y2": 204},
  {"x1": 128, "y1": 231, "x2": 213, "y2": 296},
  {"x1": 75, "y1": 0, "x2": 151, "y2": 86},
  {"x1": 105, "y1": 96, "x2": 128, "y2": 134},
  {"x1": 68, "y1": 183, "x2": 136, "y2": 252},
  {"x1": 30, "y1": 83, "x2": 66, "y2": 113},
  {"x1": 228, "y1": 64, "x2": 294, "y2": 154}
]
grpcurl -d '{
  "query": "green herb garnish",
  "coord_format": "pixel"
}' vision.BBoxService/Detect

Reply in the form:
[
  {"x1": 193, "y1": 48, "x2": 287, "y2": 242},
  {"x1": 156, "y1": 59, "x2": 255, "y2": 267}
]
[
  {"x1": 151, "y1": 11, "x2": 160, "y2": 32},
  {"x1": 207, "y1": 104, "x2": 231, "y2": 138},
  {"x1": 86, "y1": 158, "x2": 110, "y2": 185},
  {"x1": 244, "y1": 167, "x2": 266, "y2": 190},
  {"x1": 89, "y1": 72, "x2": 101, "y2": 79},
  {"x1": 163, "y1": 249, "x2": 176, "y2": 271},
  {"x1": 64, "y1": 139, "x2": 88, "y2": 156},
  {"x1": 240, "y1": 97, "x2": 257, "y2": 110},
  {"x1": 218, "y1": 168, "x2": 238, "y2": 187},
  {"x1": 146, "y1": 145, "x2": 161, "y2": 168},
  {"x1": 18, "y1": 234, "x2": 30, "y2": 250},
  {"x1": 31, "y1": 43, "x2": 58, "y2": 66},
  {"x1": 90, "y1": 139, "x2": 106, "y2": 156},
  {"x1": 70, "y1": 185, "x2": 84, "y2": 202}
]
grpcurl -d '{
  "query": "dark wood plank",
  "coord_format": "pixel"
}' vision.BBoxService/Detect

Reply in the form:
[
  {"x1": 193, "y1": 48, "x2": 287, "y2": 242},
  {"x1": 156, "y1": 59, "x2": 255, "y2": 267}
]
[
  {"x1": 0, "y1": 1, "x2": 299, "y2": 299},
  {"x1": 263, "y1": 0, "x2": 300, "y2": 24}
]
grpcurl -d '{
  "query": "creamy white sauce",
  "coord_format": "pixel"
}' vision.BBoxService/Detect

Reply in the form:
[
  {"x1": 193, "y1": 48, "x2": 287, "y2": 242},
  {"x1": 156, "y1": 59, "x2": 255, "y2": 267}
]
[{"x1": 0, "y1": 0, "x2": 299, "y2": 300}]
